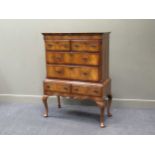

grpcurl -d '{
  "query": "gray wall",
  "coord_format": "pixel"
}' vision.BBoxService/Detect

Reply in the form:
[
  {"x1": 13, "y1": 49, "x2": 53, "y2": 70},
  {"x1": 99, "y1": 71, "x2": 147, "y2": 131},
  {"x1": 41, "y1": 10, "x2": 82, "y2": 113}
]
[{"x1": 0, "y1": 19, "x2": 155, "y2": 99}]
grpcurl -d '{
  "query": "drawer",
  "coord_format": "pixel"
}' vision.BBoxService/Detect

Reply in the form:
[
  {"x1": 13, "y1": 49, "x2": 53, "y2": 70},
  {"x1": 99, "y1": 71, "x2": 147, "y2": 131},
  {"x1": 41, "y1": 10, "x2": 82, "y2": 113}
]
[
  {"x1": 70, "y1": 34, "x2": 102, "y2": 40},
  {"x1": 72, "y1": 85, "x2": 102, "y2": 96},
  {"x1": 44, "y1": 82, "x2": 71, "y2": 93},
  {"x1": 46, "y1": 52, "x2": 100, "y2": 66},
  {"x1": 46, "y1": 52, "x2": 65, "y2": 64},
  {"x1": 66, "y1": 53, "x2": 100, "y2": 65},
  {"x1": 44, "y1": 33, "x2": 102, "y2": 40},
  {"x1": 71, "y1": 40, "x2": 101, "y2": 52},
  {"x1": 69, "y1": 66, "x2": 99, "y2": 81},
  {"x1": 45, "y1": 40, "x2": 70, "y2": 51},
  {"x1": 47, "y1": 65, "x2": 99, "y2": 82},
  {"x1": 47, "y1": 65, "x2": 67, "y2": 79}
]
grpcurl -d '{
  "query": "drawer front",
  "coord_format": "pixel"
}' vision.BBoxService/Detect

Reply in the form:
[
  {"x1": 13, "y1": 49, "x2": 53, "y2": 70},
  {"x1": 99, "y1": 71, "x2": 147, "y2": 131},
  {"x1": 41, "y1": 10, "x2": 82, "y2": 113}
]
[
  {"x1": 44, "y1": 34, "x2": 102, "y2": 40},
  {"x1": 71, "y1": 40, "x2": 101, "y2": 52},
  {"x1": 46, "y1": 52, "x2": 65, "y2": 64},
  {"x1": 45, "y1": 40, "x2": 70, "y2": 51},
  {"x1": 66, "y1": 53, "x2": 99, "y2": 66},
  {"x1": 69, "y1": 67, "x2": 99, "y2": 81},
  {"x1": 44, "y1": 82, "x2": 71, "y2": 93},
  {"x1": 70, "y1": 34, "x2": 102, "y2": 40},
  {"x1": 47, "y1": 65, "x2": 99, "y2": 82},
  {"x1": 47, "y1": 65, "x2": 67, "y2": 79},
  {"x1": 46, "y1": 52, "x2": 99, "y2": 66},
  {"x1": 72, "y1": 85, "x2": 102, "y2": 96}
]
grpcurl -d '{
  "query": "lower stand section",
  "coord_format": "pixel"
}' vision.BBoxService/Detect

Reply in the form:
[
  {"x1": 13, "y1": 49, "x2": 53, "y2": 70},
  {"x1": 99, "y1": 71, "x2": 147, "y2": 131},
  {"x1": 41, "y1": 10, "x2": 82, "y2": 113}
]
[{"x1": 42, "y1": 78, "x2": 112, "y2": 128}]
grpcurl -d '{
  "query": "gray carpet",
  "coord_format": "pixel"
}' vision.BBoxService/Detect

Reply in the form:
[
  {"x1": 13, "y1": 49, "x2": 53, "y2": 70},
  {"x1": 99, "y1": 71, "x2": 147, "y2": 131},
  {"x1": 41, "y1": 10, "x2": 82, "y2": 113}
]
[{"x1": 0, "y1": 98, "x2": 155, "y2": 135}]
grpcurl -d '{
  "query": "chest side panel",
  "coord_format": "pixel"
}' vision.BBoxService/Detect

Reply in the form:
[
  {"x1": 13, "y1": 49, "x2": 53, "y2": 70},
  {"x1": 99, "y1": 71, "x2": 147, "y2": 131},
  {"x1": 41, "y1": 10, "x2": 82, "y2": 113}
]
[{"x1": 102, "y1": 33, "x2": 110, "y2": 81}]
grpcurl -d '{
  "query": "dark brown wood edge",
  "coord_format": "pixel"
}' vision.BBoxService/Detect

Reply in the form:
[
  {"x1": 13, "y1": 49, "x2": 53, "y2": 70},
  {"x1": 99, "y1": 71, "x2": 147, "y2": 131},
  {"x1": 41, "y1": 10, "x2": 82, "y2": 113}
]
[
  {"x1": 46, "y1": 63, "x2": 100, "y2": 67},
  {"x1": 46, "y1": 50, "x2": 101, "y2": 53}
]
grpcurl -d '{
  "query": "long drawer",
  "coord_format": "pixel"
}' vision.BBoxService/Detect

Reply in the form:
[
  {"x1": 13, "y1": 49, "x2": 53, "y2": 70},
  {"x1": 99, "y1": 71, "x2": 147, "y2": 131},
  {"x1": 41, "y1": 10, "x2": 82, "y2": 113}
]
[
  {"x1": 44, "y1": 33, "x2": 102, "y2": 40},
  {"x1": 47, "y1": 65, "x2": 99, "y2": 82},
  {"x1": 46, "y1": 52, "x2": 100, "y2": 66}
]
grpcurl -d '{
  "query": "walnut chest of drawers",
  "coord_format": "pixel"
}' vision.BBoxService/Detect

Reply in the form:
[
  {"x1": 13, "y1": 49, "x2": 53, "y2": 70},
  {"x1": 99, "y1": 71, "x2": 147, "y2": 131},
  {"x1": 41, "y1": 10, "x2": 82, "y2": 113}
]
[{"x1": 42, "y1": 33, "x2": 112, "y2": 128}]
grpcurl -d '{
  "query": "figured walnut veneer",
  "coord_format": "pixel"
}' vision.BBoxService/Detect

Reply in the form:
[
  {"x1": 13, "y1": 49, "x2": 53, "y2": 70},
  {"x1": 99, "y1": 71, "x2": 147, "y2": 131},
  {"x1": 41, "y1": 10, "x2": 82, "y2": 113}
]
[{"x1": 42, "y1": 33, "x2": 112, "y2": 128}]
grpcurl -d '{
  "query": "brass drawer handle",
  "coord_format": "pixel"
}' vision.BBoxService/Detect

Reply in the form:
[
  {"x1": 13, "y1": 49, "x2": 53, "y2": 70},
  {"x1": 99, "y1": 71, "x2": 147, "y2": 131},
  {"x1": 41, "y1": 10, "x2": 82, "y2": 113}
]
[
  {"x1": 55, "y1": 56, "x2": 62, "y2": 60},
  {"x1": 93, "y1": 90, "x2": 99, "y2": 93},
  {"x1": 82, "y1": 72, "x2": 89, "y2": 76},
  {"x1": 82, "y1": 57, "x2": 88, "y2": 61},
  {"x1": 46, "y1": 85, "x2": 50, "y2": 89},
  {"x1": 63, "y1": 87, "x2": 68, "y2": 90},
  {"x1": 69, "y1": 67, "x2": 74, "y2": 70},
  {"x1": 48, "y1": 44, "x2": 53, "y2": 47},
  {"x1": 74, "y1": 88, "x2": 79, "y2": 91},
  {"x1": 55, "y1": 70, "x2": 63, "y2": 74},
  {"x1": 91, "y1": 45, "x2": 96, "y2": 48},
  {"x1": 74, "y1": 44, "x2": 79, "y2": 48},
  {"x1": 63, "y1": 44, "x2": 68, "y2": 48}
]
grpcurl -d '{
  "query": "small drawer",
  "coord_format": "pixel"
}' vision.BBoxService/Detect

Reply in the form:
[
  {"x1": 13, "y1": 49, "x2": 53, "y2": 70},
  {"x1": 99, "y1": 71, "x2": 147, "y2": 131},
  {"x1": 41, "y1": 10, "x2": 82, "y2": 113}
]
[
  {"x1": 45, "y1": 40, "x2": 70, "y2": 51},
  {"x1": 72, "y1": 85, "x2": 102, "y2": 96},
  {"x1": 71, "y1": 40, "x2": 101, "y2": 52},
  {"x1": 44, "y1": 82, "x2": 71, "y2": 93},
  {"x1": 44, "y1": 34, "x2": 70, "y2": 40}
]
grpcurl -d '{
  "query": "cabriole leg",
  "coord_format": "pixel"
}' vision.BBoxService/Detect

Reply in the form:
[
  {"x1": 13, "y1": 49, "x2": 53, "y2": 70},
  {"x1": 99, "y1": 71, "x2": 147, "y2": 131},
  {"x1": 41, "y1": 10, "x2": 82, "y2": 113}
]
[
  {"x1": 96, "y1": 100, "x2": 106, "y2": 128},
  {"x1": 42, "y1": 95, "x2": 49, "y2": 117},
  {"x1": 57, "y1": 96, "x2": 61, "y2": 108},
  {"x1": 107, "y1": 94, "x2": 112, "y2": 117}
]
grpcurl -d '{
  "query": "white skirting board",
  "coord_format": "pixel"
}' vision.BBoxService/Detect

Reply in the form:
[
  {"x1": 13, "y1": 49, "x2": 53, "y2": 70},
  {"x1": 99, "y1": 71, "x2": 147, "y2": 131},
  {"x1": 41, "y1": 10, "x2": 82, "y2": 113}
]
[
  {"x1": 0, "y1": 94, "x2": 155, "y2": 104},
  {"x1": 0, "y1": 94, "x2": 42, "y2": 104}
]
